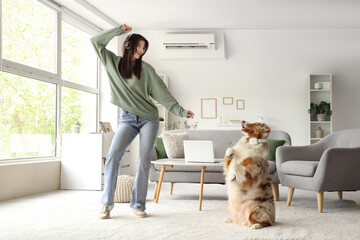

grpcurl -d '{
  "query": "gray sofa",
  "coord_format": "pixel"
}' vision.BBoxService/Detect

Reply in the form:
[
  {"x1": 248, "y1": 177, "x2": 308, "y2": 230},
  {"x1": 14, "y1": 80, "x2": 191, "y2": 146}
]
[
  {"x1": 150, "y1": 129, "x2": 291, "y2": 200},
  {"x1": 276, "y1": 128, "x2": 360, "y2": 213}
]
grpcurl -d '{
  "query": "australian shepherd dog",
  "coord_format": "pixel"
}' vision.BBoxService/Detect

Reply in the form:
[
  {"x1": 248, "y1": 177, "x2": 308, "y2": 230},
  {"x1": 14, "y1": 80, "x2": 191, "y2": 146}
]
[{"x1": 223, "y1": 121, "x2": 275, "y2": 230}]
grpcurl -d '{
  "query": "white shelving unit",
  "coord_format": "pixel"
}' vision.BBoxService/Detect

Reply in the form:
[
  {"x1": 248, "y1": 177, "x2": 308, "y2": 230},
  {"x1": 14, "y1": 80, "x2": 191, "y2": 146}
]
[
  {"x1": 309, "y1": 73, "x2": 333, "y2": 144},
  {"x1": 217, "y1": 124, "x2": 242, "y2": 129}
]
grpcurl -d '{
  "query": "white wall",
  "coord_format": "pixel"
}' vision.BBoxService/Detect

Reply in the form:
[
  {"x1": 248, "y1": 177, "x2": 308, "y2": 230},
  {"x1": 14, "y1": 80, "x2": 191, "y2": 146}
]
[
  {"x1": 0, "y1": 160, "x2": 60, "y2": 201},
  {"x1": 129, "y1": 29, "x2": 360, "y2": 146}
]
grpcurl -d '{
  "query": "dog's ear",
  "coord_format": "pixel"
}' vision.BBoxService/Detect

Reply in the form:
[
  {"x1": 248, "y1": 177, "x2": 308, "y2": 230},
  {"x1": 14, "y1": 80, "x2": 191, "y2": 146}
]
[{"x1": 257, "y1": 123, "x2": 271, "y2": 139}]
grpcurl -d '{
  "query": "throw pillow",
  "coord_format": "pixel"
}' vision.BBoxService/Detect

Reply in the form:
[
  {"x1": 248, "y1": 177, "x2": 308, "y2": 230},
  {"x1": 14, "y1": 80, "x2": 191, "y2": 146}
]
[
  {"x1": 162, "y1": 132, "x2": 189, "y2": 158},
  {"x1": 155, "y1": 138, "x2": 168, "y2": 159},
  {"x1": 267, "y1": 139, "x2": 285, "y2": 162}
]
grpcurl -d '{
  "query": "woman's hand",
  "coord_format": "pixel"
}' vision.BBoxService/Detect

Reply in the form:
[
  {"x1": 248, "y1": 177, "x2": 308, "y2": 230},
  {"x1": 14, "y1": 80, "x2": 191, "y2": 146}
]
[
  {"x1": 187, "y1": 110, "x2": 194, "y2": 119},
  {"x1": 121, "y1": 24, "x2": 132, "y2": 33}
]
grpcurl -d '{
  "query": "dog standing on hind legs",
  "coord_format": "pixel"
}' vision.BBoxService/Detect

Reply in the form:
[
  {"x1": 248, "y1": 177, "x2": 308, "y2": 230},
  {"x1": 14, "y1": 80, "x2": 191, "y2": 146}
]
[{"x1": 223, "y1": 121, "x2": 275, "y2": 230}]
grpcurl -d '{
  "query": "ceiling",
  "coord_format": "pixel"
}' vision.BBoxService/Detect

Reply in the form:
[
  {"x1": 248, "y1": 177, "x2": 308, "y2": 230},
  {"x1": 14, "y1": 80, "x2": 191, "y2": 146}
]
[{"x1": 53, "y1": 0, "x2": 360, "y2": 30}]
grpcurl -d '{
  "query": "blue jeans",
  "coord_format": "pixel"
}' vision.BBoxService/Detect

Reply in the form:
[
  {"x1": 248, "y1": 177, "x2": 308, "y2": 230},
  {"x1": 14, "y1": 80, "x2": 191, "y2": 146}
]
[{"x1": 101, "y1": 109, "x2": 159, "y2": 210}]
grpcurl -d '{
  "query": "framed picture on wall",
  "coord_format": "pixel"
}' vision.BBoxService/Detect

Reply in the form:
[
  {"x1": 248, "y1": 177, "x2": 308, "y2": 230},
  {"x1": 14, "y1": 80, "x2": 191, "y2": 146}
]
[
  {"x1": 103, "y1": 122, "x2": 113, "y2": 132},
  {"x1": 223, "y1": 97, "x2": 233, "y2": 105},
  {"x1": 100, "y1": 121, "x2": 113, "y2": 133},
  {"x1": 236, "y1": 99, "x2": 245, "y2": 110},
  {"x1": 201, "y1": 98, "x2": 217, "y2": 119}
]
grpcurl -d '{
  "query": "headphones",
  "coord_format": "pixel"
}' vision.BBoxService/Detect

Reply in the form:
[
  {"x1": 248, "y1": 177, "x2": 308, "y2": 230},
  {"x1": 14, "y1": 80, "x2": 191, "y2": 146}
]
[{"x1": 123, "y1": 34, "x2": 133, "y2": 49}]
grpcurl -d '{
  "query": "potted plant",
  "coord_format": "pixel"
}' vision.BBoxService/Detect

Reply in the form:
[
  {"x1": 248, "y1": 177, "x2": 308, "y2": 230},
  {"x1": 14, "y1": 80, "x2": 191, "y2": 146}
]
[
  {"x1": 165, "y1": 120, "x2": 199, "y2": 131},
  {"x1": 317, "y1": 101, "x2": 332, "y2": 121},
  {"x1": 71, "y1": 120, "x2": 81, "y2": 133},
  {"x1": 308, "y1": 101, "x2": 332, "y2": 121},
  {"x1": 308, "y1": 103, "x2": 319, "y2": 121}
]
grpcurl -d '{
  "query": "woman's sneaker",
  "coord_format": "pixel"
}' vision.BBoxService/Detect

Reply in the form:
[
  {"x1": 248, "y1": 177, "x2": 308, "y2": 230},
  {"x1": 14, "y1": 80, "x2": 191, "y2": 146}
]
[
  {"x1": 133, "y1": 209, "x2": 147, "y2": 218},
  {"x1": 99, "y1": 205, "x2": 114, "y2": 219}
]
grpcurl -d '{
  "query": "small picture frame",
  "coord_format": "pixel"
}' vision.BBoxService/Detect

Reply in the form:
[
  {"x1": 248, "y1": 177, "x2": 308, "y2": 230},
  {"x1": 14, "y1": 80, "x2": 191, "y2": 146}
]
[
  {"x1": 201, "y1": 98, "x2": 217, "y2": 119},
  {"x1": 223, "y1": 97, "x2": 233, "y2": 105},
  {"x1": 236, "y1": 99, "x2": 245, "y2": 110},
  {"x1": 100, "y1": 121, "x2": 113, "y2": 133},
  {"x1": 103, "y1": 122, "x2": 113, "y2": 132}
]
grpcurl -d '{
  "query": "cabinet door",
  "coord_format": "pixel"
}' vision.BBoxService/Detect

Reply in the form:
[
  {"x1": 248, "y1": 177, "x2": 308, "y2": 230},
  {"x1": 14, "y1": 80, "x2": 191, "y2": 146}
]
[
  {"x1": 118, "y1": 148, "x2": 131, "y2": 175},
  {"x1": 61, "y1": 134, "x2": 103, "y2": 190}
]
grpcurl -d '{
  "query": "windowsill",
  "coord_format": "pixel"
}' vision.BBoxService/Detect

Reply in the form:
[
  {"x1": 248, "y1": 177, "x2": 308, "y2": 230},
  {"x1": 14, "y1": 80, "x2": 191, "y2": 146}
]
[{"x1": 0, "y1": 158, "x2": 60, "y2": 166}]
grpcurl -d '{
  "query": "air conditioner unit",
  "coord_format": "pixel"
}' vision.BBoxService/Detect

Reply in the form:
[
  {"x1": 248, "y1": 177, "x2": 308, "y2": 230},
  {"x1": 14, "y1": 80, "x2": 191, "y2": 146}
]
[{"x1": 162, "y1": 33, "x2": 215, "y2": 49}]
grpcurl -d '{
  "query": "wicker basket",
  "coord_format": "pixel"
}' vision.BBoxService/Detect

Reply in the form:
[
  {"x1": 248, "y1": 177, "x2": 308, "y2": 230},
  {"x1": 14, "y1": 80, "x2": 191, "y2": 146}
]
[{"x1": 114, "y1": 175, "x2": 135, "y2": 203}]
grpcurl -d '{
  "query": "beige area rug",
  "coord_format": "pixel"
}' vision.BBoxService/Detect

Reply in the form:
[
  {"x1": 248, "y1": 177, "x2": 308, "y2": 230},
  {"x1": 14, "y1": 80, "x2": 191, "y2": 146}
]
[{"x1": 0, "y1": 183, "x2": 360, "y2": 240}]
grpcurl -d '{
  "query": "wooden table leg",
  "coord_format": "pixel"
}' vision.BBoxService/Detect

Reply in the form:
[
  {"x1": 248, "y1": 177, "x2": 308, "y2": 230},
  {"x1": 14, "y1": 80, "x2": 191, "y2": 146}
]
[
  {"x1": 199, "y1": 166, "x2": 206, "y2": 211},
  {"x1": 169, "y1": 182, "x2": 174, "y2": 195},
  {"x1": 154, "y1": 181, "x2": 158, "y2": 199},
  {"x1": 155, "y1": 164, "x2": 173, "y2": 203}
]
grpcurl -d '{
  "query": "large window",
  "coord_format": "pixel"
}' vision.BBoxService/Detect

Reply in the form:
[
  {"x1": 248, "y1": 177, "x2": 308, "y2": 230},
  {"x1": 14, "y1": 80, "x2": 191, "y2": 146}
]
[
  {"x1": 2, "y1": 0, "x2": 56, "y2": 72},
  {"x1": 61, "y1": 87, "x2": 97, "y2": 134},
  {"x1": 62, "y1": 21, "x2": 98, "y2": 88},
  {"x1": 0, "y1": 0, "x2": 101, "y2": 160},
  {"x1": 0, "y1": 72, "x2": 56, "y2": 159}
]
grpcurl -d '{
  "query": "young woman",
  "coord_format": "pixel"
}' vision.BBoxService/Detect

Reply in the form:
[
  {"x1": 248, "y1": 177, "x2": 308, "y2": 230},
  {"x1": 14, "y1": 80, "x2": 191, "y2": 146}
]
[{"x1": 91, "y1": 24, "x2": 194, "y2": 219}]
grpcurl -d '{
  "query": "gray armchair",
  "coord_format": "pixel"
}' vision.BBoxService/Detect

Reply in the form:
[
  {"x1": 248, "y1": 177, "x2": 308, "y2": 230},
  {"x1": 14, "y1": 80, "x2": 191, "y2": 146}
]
[
  {"x1": 267, "y1": 131, "x2": 292, "y2": 201},
  {"x1": 276, "y1": 129, "x2": 360, "y2": 213}
]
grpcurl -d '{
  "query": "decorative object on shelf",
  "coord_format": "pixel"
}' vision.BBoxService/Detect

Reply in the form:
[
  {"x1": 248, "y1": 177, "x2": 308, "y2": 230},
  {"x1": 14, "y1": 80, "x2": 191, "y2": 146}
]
[
  {"x1": 314, "y1": 82, "x2": 322, "y2": 90},
  {"x1": 71, "y1": 120, "x2": 81, "y2": 133},
  {"x1": 320, "y1": 82, "x2": 330, "y2": 90},
  {"x1": 223, "y1": 97, "x2": 233, "y2": 105},
  {"x1": 236, "y1": 99, "x2": 245, "y2": 110},
  {"x1": 201, "y1": 98, "x2": 217, "y2": 119},
  {"x1": 308, "y1": 101, "x2": 332, "y2": 121},
  {"x1": 317, "y1": 101, "x2": 332, "y2": 119},
  {"x1": 316, "y1": 127, "x2": 324, "y2": 138},
  {"x1": 308, "y1": 103, "x2": 318, "y2": 121},
  {"x1": 165, "y1": 120, "x2": 199, "y2": 131},
  {"x1": 228, "y1": 120, "x2": 241, "y2": 124},
  {"x1": 99, "y1": 121, "x2": 113, "y2": 133}
]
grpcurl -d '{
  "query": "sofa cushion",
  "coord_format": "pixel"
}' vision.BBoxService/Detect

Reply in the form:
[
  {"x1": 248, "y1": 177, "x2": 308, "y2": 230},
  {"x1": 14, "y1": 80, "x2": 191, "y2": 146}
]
[
  {"x1": 267, "y1": 139, "x2": 285, "y2": 161},
  {"x1": 155, "y1": 138, "x2": 168, "y2": 159},
  {"x1": 281, "y1": 161, "x2": 319, "y2": 177},
  {"x1": 162, "y1": 132, "x2": 189, "y2": 158}
]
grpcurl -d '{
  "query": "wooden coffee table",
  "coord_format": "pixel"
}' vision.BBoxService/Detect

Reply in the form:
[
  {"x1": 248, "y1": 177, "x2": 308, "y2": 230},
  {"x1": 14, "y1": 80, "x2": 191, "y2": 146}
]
[{"x1": 151, "y1": 159, "x2": 224, "y2": 211}]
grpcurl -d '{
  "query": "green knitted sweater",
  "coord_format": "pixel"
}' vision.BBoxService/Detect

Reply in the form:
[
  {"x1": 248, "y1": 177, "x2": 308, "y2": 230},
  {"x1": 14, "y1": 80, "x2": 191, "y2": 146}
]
[{"x1": 91, "y1": 26, "x2": 188, "y2": 119}]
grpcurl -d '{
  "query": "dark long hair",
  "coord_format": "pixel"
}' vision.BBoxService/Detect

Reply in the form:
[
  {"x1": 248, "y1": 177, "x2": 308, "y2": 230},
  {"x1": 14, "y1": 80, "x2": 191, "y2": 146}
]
[{"x1": 119, "y1": 34, "x2": 149, "y2": 79}]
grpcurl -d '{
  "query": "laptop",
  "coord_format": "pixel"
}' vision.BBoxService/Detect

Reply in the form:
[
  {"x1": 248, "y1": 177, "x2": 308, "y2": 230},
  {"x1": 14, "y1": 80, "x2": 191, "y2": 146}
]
[{"x1": 183, "y1": 140, "x2": 218, "y2": 163}]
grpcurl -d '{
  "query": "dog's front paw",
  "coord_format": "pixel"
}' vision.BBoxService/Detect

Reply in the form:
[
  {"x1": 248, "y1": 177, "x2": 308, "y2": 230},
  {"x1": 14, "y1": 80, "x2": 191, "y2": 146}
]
[
  {"x1": 224, "y1": 218, "x2": 233, "y2": 223},
  {"x1": 250, "y1": 223, "x2": 263, "y2": 230},
  {"x1": 225, "y1": 148, "x2": 233, "y2": 157}
]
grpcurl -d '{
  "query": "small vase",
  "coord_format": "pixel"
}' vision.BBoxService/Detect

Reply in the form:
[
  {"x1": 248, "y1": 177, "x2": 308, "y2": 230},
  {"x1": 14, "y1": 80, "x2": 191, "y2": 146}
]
[
  {"x1": 316, "y1": 114, "x2": 326, "y2": 121},
  {"x1": 314, "y1": 82, "x2": 322, "y2": 90},
  {"x1": 71, "y1": 125, "x2": 81, "y2": 133},
  {"x1": 316, "y1": 127, "x2": 324, "y2": 138}
]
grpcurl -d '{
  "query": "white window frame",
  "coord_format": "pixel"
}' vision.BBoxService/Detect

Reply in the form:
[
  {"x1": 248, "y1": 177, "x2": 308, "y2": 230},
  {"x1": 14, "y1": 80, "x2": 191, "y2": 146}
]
[{"x1": 0, "y1": 0, "x2": 103, "y2": 161}]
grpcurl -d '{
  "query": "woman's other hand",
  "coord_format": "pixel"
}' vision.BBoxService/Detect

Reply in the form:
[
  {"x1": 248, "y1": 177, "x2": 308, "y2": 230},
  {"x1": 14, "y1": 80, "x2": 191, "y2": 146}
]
[
  {"x1": 187, "y1": 110, "x2": 194, "y2": 119},
  {"x1": 121, "y1": 24, "x2": 132, "y2": 33}
]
